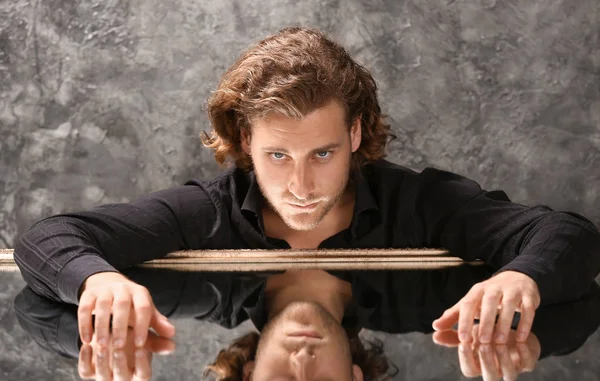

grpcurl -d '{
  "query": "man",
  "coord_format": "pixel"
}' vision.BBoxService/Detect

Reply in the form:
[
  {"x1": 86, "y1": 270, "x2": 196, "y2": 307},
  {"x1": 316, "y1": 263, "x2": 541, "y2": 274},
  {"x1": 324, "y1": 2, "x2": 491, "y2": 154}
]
[{"x1": 13, "y1": 26, "x2": 600, "y2": 380}]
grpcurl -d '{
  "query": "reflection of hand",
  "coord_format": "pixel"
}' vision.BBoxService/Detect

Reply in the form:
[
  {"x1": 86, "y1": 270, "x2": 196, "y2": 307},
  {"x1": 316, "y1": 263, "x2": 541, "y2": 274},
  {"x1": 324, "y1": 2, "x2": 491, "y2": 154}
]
[
  {"x1": 432, "y1": 271, "x2": 540, "y2": 344},
  {"x1": 433, "y1": 327, "x2": 541, "y2": 381},
  {"x1": 78, "y1": 272, "x2": 176, "y2": 350},
  {"x1": 78, "y1": 327, "x2": 175, "y2": 380}
]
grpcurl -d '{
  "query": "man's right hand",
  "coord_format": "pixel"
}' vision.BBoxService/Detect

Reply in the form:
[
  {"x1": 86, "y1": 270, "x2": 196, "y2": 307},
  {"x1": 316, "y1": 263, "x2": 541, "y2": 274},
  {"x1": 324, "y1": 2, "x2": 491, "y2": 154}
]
[{"x1": 78, "y1": 272, "x2": 176, "y2": 351}]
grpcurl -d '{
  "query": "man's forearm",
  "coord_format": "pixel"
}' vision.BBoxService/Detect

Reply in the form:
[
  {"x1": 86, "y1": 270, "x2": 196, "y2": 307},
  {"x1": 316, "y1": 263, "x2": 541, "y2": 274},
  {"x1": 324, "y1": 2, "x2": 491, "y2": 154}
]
[
  {"x1": 13, "y1": 216, "x2": 119, "y2": 304},
  {"x1": 497, "y1": 211, "x2": 600, "y2": 305}
]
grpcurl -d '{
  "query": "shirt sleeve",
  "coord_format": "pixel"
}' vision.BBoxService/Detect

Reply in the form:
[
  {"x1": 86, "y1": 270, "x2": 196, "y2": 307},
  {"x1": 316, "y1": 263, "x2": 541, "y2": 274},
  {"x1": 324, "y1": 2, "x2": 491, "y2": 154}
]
[
  {"x1": 13, "y1": 183, "x2": 225, "y2": 305},
  {"x1": 417, "y1": 167, "x2": 600, "y2": 305}
]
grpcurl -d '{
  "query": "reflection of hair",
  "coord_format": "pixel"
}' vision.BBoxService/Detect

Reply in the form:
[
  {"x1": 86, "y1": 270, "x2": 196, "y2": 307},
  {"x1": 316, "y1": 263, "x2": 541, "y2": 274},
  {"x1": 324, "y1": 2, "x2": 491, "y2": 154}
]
[
  {"x1": 201, "y1": 26, "x2": 395, "y2": 173},
  {"x1": 202, "y1": 331, "x2": 397, "y2": 381}
]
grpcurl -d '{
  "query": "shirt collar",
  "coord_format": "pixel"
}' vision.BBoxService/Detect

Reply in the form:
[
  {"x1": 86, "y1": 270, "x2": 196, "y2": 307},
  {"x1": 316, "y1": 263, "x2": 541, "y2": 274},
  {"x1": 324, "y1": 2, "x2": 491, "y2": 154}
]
[
  {"x1": 240, "y1": 170, "x2": 264, "y2": 217},
  {"x1": 240, "y1": 166, "x2": 381, "y2": 238},
  {"x1": 349, "y1": 167, "x2": 381, "y2": 238}
]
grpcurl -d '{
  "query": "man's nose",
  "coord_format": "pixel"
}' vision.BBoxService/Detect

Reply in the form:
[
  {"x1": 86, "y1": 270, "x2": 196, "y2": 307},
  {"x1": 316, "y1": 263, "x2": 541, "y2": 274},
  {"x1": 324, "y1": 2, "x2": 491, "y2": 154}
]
[
  {"x1": 291, "y1": 347, "x2": 316, "y2": 380},
  {"x1": 288, "y1": 163, "x2": 314, "y2": 200}
]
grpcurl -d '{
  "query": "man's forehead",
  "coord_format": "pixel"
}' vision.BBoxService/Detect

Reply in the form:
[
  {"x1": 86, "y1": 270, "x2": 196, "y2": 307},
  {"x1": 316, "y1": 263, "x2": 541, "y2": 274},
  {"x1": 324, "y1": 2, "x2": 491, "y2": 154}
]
[
  {"x1": 251, "y1": 121, "x2": 345, "y2": 149},
  {"x1": 251, "y1": 99, "x2": 347, "y2": 127},
  {"x1": 251, "y1": 110, "x2": 347, "y2": 148}
]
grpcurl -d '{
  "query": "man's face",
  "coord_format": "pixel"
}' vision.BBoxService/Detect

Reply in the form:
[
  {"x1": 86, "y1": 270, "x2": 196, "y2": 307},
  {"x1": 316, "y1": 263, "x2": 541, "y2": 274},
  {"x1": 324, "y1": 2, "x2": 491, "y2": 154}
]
[
  {"x1": 243, "y1": 301, "x2": 362, "y2": 381},
  {"x1": 244, "y1": 99, "x2": 361, "y2": 231}
]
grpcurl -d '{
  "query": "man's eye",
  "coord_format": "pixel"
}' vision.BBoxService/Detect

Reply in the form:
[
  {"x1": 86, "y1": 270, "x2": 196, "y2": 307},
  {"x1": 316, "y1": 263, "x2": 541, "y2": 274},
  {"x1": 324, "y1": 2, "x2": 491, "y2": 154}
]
[
  {"x1": 271, "y1": 152, "x2": 285, "y2": 159},
  {"x1": 316, "y1": 151, "x2": 330, "y2": 158}
]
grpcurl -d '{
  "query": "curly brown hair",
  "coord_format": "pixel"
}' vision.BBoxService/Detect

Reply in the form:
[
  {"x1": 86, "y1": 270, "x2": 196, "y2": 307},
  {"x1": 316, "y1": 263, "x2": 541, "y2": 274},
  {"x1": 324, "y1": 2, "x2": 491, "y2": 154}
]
[
  {"x1": 201, "y1": 26, "x2": 395, "y2": 172},
  {"x1": 202, "y1": 331, "x2": 397, "y2": 381}
]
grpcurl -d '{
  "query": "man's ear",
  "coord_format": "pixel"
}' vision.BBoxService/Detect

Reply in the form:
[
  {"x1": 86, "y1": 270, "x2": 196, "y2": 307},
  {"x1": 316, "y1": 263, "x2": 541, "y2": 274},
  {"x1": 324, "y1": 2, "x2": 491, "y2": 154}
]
[
  {"x1": 243, "y1": 361, "x2": 255, "y2": 381},
  {"x1": 240, "y1": 128, "x2": 251, "y2": 155},
  {"x1": 352, "y1": 364, "x2": 364, "y2": 381},
  {"x1": 350, "y1": 115, "x2": 362, "y2": 153}
]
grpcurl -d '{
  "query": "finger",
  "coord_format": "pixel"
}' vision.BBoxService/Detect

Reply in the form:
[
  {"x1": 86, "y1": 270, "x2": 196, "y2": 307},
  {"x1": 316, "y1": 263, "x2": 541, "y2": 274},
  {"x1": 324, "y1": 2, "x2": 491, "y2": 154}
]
[
  {"x1": 458, "y1": 342, "x2": 480, "y2": 377},
  {"x1": 432, "y1": 304, "x2": 460, "y2": 331},
  {"x1": 78, "y1": 344, "x2": 95, "y2": 379},
  {"x1": 78, "y1": 292, "x2": 98, "y2": 344},
  {"x1": 494, "y1": 293, "x2": 519, "y2": 344},
  {"x1": 516, "y1": 296, "x2": 536, "y2": 342},
  {"x1": 113, "y1": 349, "x2": 133, "y2": 381},
  {"x1": 149, "y1": 309, "x2": 176, "y2": 339},
  {"x1": 516, "y1": 342, "x2": 536, "y2": 372},
  {"x1": 478, "y1": 344, "x2": 501, "y2": 381},
  {"x1": 94, "y1": 293, "x2": 114, "y2": 348},
  {"x1": 132, "y1": 288, "x2": 154, "y2": 347},
  {"x1": 145, "y1": 332, "x2": 176, "y2": 355},
  {"x1": 477, "y1": 288, "x2": 502, "y2": 344},
  {"x1": 132, "y1": 349, "x2": 153, "y2": 381},
  {"x1": 95, "y1": 346, "x2": 111, "y2": 381},
  {"x1": 432, "y1": 330, "x2": 460, "y2": 347},
  {"x1": 111, "y1": 290, "x2": 132, "y2": 350},
  {"x1": 459, "y1": 288, "x2": 484, "y2": 343},
  {"x1": 495, "y1": 345, "x2": 518, "y2": 381}
]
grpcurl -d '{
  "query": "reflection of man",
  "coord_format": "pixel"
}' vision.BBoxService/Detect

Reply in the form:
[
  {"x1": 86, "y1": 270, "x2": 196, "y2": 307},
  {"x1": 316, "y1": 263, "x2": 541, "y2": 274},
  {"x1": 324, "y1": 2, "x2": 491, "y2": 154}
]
[
  {"x1": 13, "y1": 268, "x2": 600, "y2": 380},
  {"x1": 13, "y1": 27, "x2": 600, "y2": 380}
]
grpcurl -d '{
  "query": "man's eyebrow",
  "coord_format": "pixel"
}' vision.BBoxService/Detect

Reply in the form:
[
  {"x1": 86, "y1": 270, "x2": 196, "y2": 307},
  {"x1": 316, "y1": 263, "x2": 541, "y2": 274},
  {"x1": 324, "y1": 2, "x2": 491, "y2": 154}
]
[{"x1": 262, "y1": 143, "x2": 342, "y2": 154}]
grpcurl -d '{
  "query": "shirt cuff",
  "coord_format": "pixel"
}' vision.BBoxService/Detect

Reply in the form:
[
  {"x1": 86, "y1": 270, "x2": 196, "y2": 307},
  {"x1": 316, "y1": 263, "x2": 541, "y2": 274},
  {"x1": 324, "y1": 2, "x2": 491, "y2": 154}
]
[
  {"x1": 494, "y1": 256, "x2": 555, "y2": 303},
  {"x1": 57, "y1": 255, "x2": 119, "y2": 304}
]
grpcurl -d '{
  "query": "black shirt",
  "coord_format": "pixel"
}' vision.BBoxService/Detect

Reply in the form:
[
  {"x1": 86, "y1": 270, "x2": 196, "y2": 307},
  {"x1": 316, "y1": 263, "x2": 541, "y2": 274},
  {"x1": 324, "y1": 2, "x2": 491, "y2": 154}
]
[{"x1": 13, "y1": 159, "x2": 600, "y2": 329}]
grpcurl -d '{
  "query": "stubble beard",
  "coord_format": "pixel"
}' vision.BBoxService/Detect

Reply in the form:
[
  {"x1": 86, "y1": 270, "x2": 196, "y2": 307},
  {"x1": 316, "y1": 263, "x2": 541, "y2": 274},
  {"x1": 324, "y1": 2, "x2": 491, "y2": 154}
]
[{"x1": 256, "y1": 168, "x2": 350, "y2": 232}]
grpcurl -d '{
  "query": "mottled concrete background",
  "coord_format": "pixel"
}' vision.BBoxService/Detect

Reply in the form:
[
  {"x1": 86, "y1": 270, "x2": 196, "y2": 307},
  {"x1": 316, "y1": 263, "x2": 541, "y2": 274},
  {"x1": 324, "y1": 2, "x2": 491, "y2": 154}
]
[{"x1": 1, "y1": 0, "x2": 599, "y2": 380}]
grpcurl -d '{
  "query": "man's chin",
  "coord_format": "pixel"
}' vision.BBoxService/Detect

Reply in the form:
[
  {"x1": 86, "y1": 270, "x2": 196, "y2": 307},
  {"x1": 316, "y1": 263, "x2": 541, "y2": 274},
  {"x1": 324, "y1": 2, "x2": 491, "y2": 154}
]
[{"x1": 282, "y1": 215, "x2": 323, "y2": 231}]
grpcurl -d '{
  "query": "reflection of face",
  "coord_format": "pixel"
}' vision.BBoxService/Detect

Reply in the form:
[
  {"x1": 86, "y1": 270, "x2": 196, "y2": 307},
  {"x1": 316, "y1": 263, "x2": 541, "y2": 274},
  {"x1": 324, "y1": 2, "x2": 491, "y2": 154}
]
[
  {"x1": 245, "y1": 100, "x2": 361, "y2": 231},
  {"x1": 247, "y1": 301, "x2": 360, "y2": 381}
]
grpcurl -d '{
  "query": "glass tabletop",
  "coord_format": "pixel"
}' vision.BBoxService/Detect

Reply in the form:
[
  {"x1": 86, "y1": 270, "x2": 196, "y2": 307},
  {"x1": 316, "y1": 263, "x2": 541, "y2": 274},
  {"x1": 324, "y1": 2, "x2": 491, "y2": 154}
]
[{"x1": 2, "y1": 264, "x2": 599, "y2": 381}]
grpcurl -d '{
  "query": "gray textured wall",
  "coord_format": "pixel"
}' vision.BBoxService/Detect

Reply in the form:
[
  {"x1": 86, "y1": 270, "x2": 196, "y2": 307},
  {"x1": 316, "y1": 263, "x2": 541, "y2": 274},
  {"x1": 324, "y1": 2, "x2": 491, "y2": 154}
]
[{"x1": 1, "y1": 0, "x2": 599, "y2": 380}]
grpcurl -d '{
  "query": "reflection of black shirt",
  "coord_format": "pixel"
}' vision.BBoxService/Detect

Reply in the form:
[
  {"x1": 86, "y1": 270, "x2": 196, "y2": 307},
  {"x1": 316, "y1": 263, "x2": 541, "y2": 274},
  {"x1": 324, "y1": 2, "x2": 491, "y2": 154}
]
[
  {"x1": 13, "y1": 159, "x2": 600, "y2": 322},
  {"x1": 13, "y1": 266, "x2": 600, "y2": 361}
]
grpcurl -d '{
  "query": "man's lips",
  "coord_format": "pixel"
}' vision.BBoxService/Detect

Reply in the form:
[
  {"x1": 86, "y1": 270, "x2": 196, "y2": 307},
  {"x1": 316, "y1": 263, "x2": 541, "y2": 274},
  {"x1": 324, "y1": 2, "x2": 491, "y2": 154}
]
[{"x1": 287, "y1": 202, "x2": 319, "y2": 209}]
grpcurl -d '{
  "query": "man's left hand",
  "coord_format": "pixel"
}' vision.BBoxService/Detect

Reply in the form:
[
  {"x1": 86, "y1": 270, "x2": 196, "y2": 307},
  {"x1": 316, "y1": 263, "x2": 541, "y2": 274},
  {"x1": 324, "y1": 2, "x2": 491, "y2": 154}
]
[{"x1": 432, "y1": 271, "x2": 541, "y2": 344}]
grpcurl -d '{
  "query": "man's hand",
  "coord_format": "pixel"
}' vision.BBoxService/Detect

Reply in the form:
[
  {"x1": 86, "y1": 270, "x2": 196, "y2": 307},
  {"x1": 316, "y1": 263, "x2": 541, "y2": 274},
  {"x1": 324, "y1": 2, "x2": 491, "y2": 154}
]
[
  {"x1": 78, "y1": 272, "x2": 176, "y2": 351},
  {"x1": 432, "y1": 271, "x2": 541, "y2": 344},
  {"x1": 432, "y1": 325, "x2": 541, "y2": 381}
]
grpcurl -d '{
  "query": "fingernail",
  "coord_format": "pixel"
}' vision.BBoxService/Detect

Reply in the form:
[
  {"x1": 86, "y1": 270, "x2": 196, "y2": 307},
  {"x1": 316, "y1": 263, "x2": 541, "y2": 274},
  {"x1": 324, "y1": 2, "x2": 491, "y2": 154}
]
[
  {"x1": 480, "y1": 334, "x2": 491, "y2": 343},
  {"x1": 114, "y1": 350, "x2": 124, "y2": 359},
  {"x1": 517, "y1": 332, "x2": 527, "y2": 341},
  {"x1": 82, "y1": 332, "x2": 91, "y2": 342},
  {"x1": 135, "y1": 349, "x2": 145, "y2": 358},
  {"x1": 97, "y1": 347, "x2": 107, "y2": 358},
  {"x1": 114, "y1": 339, "x2": 124, "y2": 348},
  {"x1": 459, "y1": 332, "x2": 469, "y2": 341},
  {"x1": 135, "y1": 337, "x2": 145, "y2": 347},
  {"x1": 98, "y1": 337, "x2": 107, "y2": 347},
  {"x1": 479, "y1": 345, "x2": 489, "y2": 353},
  {"x1": 495, "y1": 333, "x2": 505, "y2": 343}
]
